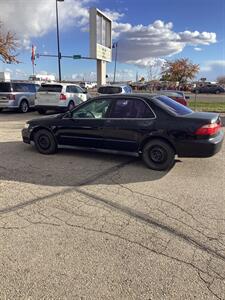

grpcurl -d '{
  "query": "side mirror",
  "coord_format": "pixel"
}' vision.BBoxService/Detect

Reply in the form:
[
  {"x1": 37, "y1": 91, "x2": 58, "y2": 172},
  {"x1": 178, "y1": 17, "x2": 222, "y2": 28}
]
[
  {"x1": 64, "y1": 111, "x2": 72, "y2": 118},
  {"x1": 185, "y1": 96, "x2": 190, "y2": 100},
  {"x1": 83, "y1": 89, "x2": 87, "y2": 94}
]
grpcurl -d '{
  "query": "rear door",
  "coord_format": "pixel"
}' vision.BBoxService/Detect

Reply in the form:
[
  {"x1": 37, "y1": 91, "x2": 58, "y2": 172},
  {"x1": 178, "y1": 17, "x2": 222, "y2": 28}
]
[
  {"x1": 102, "y1": 98, "x2": 156, "y2": 152},
  {"x1": 72, "y1": 85, "x2": 87, "y2": 102},
  {"x1": 55, "y1": 98, "x2": 112, "y2": 148},
  {"x1": 37, "y1": 84, "x2": 63, "y2": 106}
]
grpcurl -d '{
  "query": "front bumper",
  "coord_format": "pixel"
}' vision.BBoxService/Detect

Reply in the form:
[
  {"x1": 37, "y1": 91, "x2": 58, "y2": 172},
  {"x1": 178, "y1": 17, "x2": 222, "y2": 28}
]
[
  {"x1": 22, "y1": 128, "x2": 31, "y2": 144},
  {"x1": 176, "y1": 130, "x2": 224, "y2": 157}
]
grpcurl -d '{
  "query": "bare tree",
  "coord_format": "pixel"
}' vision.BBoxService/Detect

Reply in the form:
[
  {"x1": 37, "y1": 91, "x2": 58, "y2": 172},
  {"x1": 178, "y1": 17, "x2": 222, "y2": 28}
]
[
  {"x1": 0, "y1": 23, "x2": 19, "y2": 63},
  {"x1": 146, "y1": 60, "x2": 162, "y2": 81}
]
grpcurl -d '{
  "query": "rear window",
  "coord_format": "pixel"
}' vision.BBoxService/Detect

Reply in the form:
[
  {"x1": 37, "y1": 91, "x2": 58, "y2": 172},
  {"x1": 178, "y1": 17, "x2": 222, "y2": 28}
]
[
  {"x1": 154, "y1": 96, "x2": 193, "y2": 115},
  {"x1": 0, "y1": 82, "x2": 12, "y2": 92},
  {"x1": 39, "y1": 84, "x2": 62, "y2": 93},
  {"x1": 98, "y1": 86, "x2": 122, "y2": 94}
]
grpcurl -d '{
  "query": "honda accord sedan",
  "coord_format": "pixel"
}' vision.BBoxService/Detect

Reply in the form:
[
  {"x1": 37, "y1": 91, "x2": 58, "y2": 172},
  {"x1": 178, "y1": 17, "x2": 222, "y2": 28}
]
[{"x1": 22, "y1": 94, "x2": 224, "y2": 170}]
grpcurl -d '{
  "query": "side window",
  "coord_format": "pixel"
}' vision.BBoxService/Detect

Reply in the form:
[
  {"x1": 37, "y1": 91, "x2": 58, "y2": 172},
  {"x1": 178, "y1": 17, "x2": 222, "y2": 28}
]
[
  {"x1": 27, "y1": 84, "x2": 36, "y2": 93},
  {"x1": 71, "y1": 86, "x2": 79, "y2": 93},
  {"x1": 12, "y1": 83, "x2": 29, "y2": 92},
  {"x1": 66, "y1": 86, "x2": 72, "y2": 93},
  {"x1": 72, "y1": 99, "x2": 111, "y2": 119},
  {"x1": 109, "y1": 99, "x2": 155, "y2": 118}
]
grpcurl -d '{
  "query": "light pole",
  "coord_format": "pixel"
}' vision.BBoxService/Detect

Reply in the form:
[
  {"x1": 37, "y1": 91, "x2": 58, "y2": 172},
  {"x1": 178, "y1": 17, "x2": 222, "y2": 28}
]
[
  {"x1": 56, "y1": 0, "x2": 64, "y2": 82},
  {"x1": 113, "y1": 42, "x2": 118, "y2": 83}
]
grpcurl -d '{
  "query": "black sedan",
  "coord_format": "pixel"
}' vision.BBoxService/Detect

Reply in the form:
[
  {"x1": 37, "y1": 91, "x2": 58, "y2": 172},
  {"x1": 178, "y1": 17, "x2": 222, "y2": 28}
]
[{"x1": 22, "y1": 94, "x2": 224, "y2": 171}]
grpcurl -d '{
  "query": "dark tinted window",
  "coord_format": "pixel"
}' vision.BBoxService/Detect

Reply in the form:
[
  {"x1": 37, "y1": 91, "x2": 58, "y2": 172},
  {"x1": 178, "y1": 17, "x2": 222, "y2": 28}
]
[
  {"x1": 98, "y1": 86, "x2": 122, "y2": 94},
  {"x1": 12, "y1": 83, "x2": 30, "y2": 92},
  {"x1": 110, "y1": 99, "x2": 155, "y2": 118},
  {"x1": 27, "y1": 84, "x2": 36, "y2": 93},
  {"x1": 39, "y1": 84, "x2": 62, "y2": 92},
  {"x1": 155, "y1": 96, "x2": 192, "y2": 115},
  {"x1": 0, "y1": 82, "x2": 11, "y2": 92},
  {"x1": 66, "y1": 86, "x2": 72, "y2": 93}
]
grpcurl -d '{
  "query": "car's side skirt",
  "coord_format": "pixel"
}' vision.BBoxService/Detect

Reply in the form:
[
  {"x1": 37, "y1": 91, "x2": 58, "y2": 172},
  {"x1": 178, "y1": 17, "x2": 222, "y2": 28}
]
[{"x1": 57, "y1": 144, "x2": 140, "y2": 157}]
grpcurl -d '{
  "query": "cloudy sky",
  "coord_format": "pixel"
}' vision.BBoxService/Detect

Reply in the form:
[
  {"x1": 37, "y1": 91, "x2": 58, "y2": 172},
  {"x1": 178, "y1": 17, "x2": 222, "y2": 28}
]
[{"x1": 0, "y1": 0, "x2": 224, "y2": 81}]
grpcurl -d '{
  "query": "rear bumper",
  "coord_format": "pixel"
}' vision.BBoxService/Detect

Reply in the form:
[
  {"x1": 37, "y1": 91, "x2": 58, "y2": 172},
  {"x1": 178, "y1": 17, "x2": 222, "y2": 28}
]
[
  {"x1": 35, "y1": 105, "x2": 68, "y2": 112},
  {"x1": 176, "y1": 130, "x2": 224, "y2": 157},
  {"x1": 22, "y1": 128, "x2": 31, "y2": 144}
]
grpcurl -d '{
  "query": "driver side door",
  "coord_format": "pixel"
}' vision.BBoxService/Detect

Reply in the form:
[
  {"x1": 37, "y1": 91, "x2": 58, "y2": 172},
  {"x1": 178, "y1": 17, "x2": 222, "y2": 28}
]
[{"x1": 55, "y1": 98, "x2": 112, "y2": 149}]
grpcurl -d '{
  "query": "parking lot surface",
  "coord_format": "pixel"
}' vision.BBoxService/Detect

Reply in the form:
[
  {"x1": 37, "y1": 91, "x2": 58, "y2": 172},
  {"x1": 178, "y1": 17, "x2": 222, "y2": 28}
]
[{"x1": 0, "y1": 111, "x2": 225, "y2": 299}]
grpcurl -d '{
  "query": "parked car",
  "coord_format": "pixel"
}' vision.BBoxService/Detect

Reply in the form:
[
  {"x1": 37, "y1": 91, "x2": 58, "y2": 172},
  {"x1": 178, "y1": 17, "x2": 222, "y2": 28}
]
[
  {"x1": 158, "y1": 90, "x2": 189, "y2": 106},
  {"x1": 35, "y1": 83, "x2": 91, "y2": 114},
  {"x1": 22, "y1": 94, "x2": 223, "y2": 171},
  {"x1": 80, "y1": 82, "x2": 96, "y2": 89},
  {"x1": 192, "y1": 84, "x2": 225, "y2": 94},
  {"x1": 97, "y1": 84, "x2": 132, "y2": 95},
  {"x1": 0, "y1": 81, "x2": 39, "y2": 113}
]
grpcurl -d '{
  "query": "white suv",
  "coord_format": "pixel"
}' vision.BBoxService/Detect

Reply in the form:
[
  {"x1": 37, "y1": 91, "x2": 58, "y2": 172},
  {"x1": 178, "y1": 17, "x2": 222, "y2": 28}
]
[{"x1": 35, "y1": 83, "x2": 90, "y2": 114}]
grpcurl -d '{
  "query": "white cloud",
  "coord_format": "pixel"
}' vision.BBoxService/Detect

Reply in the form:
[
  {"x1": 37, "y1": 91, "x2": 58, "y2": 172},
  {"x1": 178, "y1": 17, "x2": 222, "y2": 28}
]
[
  {"x1": 113, "y1": 20, "x2": 217, "y2": 66},
  {"x1": 0, "y1": 0, "x2": 92, "y2": 50},
  {"x1": 199, "y1": 60, "x2": 225, "y2": 81},
  {"x1": 194, "y1": 47, "x2": 203, "y2": 52}
]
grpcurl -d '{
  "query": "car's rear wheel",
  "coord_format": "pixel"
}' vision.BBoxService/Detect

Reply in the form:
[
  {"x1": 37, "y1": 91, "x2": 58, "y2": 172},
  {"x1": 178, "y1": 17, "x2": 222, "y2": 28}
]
[
  {"x1": 19, "y1": 100, "x2": 29, "y2": 113},
  {"x1": 215, "y1": 90, "x2": 220, "y2": 94},
  {"x1": 37, "y1": 108, "x2": 46, "y2": 115},
  {"x1": 68, "y1": 101, "x2": 75, "y2": 111},
  {"x1": 33, "y1": 129, "x2": 57, "y2": 154},
  {"x1": 142, "y1": 139, "x2": 175, "y2": 171}
]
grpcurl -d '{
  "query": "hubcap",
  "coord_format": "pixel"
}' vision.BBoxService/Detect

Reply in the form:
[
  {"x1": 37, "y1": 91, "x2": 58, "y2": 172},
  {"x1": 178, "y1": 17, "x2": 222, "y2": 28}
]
[
  {"x1": 149, "y1": 146, "x2": 166, "y2": 163},
  {"x1": 21, "y1": 102, "x2": 28, "y2": 112},
  {"x1": 38, "y1": 135, "x2": 50, "y2": 150},
  {"x1": 69, "y1": 103, "x2": 74, "y2": 110}
]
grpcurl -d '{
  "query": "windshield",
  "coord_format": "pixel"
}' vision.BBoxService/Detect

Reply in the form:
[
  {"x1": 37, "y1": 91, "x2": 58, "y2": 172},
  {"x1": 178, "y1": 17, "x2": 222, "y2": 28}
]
[
  {"x1": 39, "y1": 84, "x2": 62, "y2": 93},
  {"x1": 154, "y1": 95, "x2": 193, "y2": 115}
]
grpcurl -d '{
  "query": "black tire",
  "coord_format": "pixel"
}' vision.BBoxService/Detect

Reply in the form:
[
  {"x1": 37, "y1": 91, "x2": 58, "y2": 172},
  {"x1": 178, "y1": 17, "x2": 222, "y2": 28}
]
[
  {"x1": 142, "y1": 139, "x2": 175, "y2": 171},
  {"x1": 215, "y1": 90, "x2": 220, "y2": 94},
  {"x1": 68, "y1": 101, "x2": 75, "y2": 111},
  {"x1": 33, "y1": 129, "x2": 57, "y2": 155},
  {"x1": 37, "y1": 108, "x2": 46, "y2": 115},
  {"x1": 0, "y1": 108, "x2": 3, "y2": 112},
  {"x1": 19, "y1": 100, "x2": 29, "y2": 113}
]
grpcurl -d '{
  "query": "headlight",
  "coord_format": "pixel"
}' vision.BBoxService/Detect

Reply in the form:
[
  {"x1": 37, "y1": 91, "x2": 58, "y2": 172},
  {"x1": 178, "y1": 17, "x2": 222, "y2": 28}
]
[{"x1": 24, "y1": 123, "x2": 30, "y2": 129}]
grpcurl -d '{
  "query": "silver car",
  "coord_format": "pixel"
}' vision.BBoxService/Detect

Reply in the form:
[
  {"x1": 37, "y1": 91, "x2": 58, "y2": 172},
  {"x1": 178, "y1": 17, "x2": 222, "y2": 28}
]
[{"x1": 0, "y1": 82, "x2": 39, "y2": 113}]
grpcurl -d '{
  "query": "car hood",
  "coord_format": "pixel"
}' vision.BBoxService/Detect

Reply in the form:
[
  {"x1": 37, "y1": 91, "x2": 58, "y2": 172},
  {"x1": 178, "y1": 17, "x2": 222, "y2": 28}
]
[{"x1": 27, "y1": 113, "x2": 62, "y2": 125}]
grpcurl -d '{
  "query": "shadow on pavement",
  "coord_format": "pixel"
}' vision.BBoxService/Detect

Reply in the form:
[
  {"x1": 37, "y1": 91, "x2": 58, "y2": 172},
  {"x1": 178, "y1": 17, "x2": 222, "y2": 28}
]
[{"x1": 0, "y1": 141, "x2": 172, "y2": 187}]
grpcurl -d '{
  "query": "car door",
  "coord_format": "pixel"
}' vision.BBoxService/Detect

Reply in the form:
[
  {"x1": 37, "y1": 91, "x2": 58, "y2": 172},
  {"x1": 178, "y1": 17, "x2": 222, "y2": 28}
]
[
  {"x1": 55, "y1": 98, "x2": 112, "y2": 148},
  {"x1": 102, "y1": 98, "x2": 156, "y2": 152}
]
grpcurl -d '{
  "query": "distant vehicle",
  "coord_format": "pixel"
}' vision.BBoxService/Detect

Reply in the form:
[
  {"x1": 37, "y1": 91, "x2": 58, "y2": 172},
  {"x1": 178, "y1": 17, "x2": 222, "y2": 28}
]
[
  {"x1": 0, "y1": 81, "x2": 39, "y2": 113},
  {"x1": 29, "y1": 74, "x2": 56, "y2": 83},
  {"x1": 80, "y1": 82, "x2": 96, "y2": 89},
  {"x1": 22, "y1": 94, "x2": 223, "y2": 171},
  {"x1": 35, "y1": 83, "x2": 91, "y2": 114},
  {"x1": 192, "y1": 84, "x2": 225, "y2": 94},
  {"x1": 158, "y1": 90, "x2": 189, "y2": 106},
  {"x1": 97, "y1": 84, "x2": 132, "y2": 95}
]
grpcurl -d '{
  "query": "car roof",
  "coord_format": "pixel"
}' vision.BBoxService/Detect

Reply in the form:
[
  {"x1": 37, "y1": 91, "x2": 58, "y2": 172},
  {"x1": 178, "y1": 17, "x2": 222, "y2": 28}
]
[
  {"x1": 41, "y1": 82, "x2": 80, "y2": 87},
  {"x1": 91, "y1": 93, "x2": 156, "y2": 100},
  {"x1": 98, "y1": 84, "x2": 130, "y2": 88}
]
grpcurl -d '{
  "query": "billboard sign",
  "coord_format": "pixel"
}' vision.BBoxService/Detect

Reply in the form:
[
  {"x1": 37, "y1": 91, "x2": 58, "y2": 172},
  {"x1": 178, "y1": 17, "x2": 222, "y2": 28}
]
[{"x1": 89, "y1": 8, "x2": 112, "y2": 62}]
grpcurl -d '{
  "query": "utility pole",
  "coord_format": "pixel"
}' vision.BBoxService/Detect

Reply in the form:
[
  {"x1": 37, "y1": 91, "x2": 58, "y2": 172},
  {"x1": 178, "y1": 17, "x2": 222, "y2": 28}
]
[
  {"x1": 56, "y1": 0, "x2": 64, "y2": 82},
  {"x1": 113, "y1": 42, "x2": 118, "y2": 83}
]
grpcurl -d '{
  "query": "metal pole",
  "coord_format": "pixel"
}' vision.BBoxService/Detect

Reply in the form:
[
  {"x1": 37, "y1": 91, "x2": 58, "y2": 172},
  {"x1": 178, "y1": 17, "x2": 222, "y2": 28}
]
[
  {"x1": 113, "y1": 42, "x2": 118, "y2": 83},
  {"x1": 56, "y1": 0, "x2": 62, "y2": 82}
]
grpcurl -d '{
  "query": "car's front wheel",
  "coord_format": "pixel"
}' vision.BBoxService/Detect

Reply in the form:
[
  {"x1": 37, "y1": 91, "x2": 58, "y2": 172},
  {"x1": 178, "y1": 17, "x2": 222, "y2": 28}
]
[
  {"x1": 142, "y1": 139, "x2": 175, "y2": 171},
  {"x1": 33, "y1": 129, "x2": 57, "y2": 154}
]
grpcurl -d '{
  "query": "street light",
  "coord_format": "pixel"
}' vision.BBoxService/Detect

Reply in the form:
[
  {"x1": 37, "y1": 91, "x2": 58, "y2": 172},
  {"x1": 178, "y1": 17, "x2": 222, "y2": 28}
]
[
  {"x1": 56, "y1": 0, "x2": 64, "y2": 82},
  {"x1": 113, "y1": 42, "x2": 118, "y2": 83}
]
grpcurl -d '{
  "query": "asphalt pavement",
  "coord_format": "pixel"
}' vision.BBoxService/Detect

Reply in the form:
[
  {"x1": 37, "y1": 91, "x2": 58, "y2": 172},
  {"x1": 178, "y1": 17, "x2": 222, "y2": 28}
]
[{"x1": 0, "y1": 111, "x2": 225, "y2": 299}]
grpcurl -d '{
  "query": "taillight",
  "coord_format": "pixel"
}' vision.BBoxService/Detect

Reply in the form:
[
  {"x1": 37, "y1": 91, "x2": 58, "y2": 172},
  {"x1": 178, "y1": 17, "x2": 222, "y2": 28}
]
[
  {"x1": 60, "y1": 93, "x2": 67, "y2": 100},
  {"x1": 7, "y1": 94, "x2": 16, "y2": 100},
  {"x1": 195, "y1": 123, "x2": 221, "y2": 136}
]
